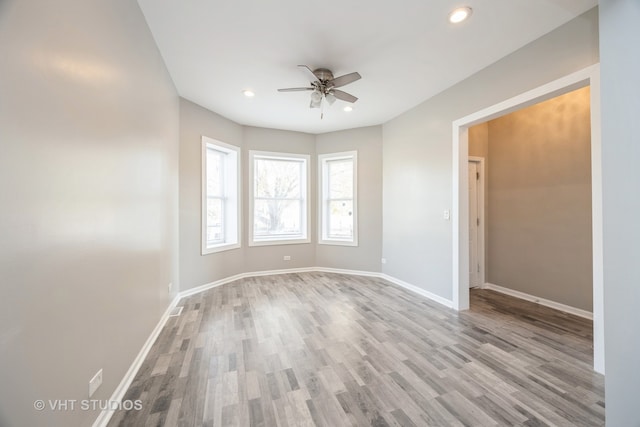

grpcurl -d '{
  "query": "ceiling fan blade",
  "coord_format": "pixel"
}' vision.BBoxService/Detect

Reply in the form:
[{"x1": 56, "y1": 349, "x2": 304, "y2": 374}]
[
  {"x1": 330, "y1": 72, "x2": 361, "y2": 88},
  {"x1": 332, "y1": 89, "x2": 358, "y2": 103},
  {"x1": 278, "y1": 87, "x2": 314, "y2": 92},
  {"x1": 297, "y1": 65, "x2": 321, "y2": 81}
]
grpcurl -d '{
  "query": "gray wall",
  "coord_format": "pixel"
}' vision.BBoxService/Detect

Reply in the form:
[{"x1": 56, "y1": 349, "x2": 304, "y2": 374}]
[
  {"x1": 316, "y1": 127, "x2": 383, "y2": 272},
  {"x1": 179, "y1": 101, "x2": 317, "y2": 290},
  {"x1": 179, "y1": 99, "x2": 245, "y2": 289},
  {"x1": 243, "y1": 126, "x2": 317, "y2": 272},
  {"x1": 0, "y1": 1, "x2": 179, "y2": 426},
  {"x1": 2, "y1": 1, "x2": 628, "y2": 424},
  {"x1": 382, "y1": 8, "x2": 599, "y2": 301},
  {"x1": 600, "y1": 0, "x2": 640, "y2": 425},
  {"x1": 180, "y1": 101, "x2": 383, "y2": 291},
  {"x1": 475, "y1": 87, "x2": 592, "y2": 311}
]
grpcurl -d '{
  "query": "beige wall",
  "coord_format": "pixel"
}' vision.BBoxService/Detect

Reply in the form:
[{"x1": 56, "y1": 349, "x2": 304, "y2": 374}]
[
  {"x1": 0, "y1": 1, "x2": 179, "y2": 426},
  {"x1": 179, "y1": 99, "x2": 383, "y2": 290},
  {"x1": 472, "y1": 87, "x2": 592, "y2": 311},
  {"x1": 469, "y1": 123, "x2": 489, "y2": 159}
]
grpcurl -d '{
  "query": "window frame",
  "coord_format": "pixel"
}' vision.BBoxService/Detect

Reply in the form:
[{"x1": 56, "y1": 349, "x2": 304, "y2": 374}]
[
  {"x1": 318, "y1": 151, "x2": 358, "y2": 246},
  {"x1": 249, "y1": 150, "x2": 311, "y2": 246},
  {"x1": 201, "y1": 136, "x2": 241, "y2": 255}
]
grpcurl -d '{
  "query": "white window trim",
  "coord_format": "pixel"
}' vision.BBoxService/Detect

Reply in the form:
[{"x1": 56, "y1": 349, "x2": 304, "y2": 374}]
[
  {"x1": 249, "y1": 150, "x2": 311, "y2": 246},
  {"x1": 318, "y1": 151, "x2": 358, "y2": 247},
  {"x1": 201, "y1": 136, "x2": 241, "y2": 255}
]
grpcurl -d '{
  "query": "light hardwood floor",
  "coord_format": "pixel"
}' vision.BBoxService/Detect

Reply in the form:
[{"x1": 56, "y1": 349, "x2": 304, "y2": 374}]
[{"x1": 108, "y1": 272, "x2": 604, "y2": 426}]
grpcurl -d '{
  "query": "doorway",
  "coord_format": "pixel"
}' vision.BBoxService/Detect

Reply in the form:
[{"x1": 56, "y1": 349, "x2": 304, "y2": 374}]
[{"x1": 451, "y1": 64, "x2": 604, "y2": 374}]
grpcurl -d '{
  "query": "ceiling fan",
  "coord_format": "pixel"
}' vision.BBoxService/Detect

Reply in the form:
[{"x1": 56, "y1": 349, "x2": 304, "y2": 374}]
[{"x1": 278, "y1": 65, "x2": 361, "y2": 118}]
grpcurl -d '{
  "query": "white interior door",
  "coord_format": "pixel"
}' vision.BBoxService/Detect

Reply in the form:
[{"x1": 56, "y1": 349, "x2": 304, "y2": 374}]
[{"x1": 469, "y1": 161, "x2": 480, "y2": 288}]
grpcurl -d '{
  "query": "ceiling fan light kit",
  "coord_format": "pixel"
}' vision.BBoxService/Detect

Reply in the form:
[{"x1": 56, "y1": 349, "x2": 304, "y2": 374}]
[
  {"x1": 310, "y1": 90, "x2": 323, "y2": 108},
  {"x1": 278, "y1": 65, "x2": 361, "y2": 118}
]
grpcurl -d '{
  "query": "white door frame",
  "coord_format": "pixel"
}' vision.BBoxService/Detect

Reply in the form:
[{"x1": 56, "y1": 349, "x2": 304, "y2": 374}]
[
  {"x1": 451, "y1": 64, "x2": 604, "y2": 374},
  {"x1": 468, "y1": 156, "x2": 485, "y2": 288}
]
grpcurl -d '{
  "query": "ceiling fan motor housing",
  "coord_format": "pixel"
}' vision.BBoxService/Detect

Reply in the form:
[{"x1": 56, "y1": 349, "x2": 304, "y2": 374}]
[{"x1": 312, "y1": 68, "x2": 334, "y2": 82}]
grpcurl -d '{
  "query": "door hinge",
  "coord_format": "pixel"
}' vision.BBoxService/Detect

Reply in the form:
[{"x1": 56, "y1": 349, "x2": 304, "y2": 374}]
[
  {"x1": 476, "y1": 172, "x2": 480, "y2": 180},
  {"x1": 477, "y1": 264, "x2": 480, "y2": 273},
  {"x1": 477, "y1": 218, "x2": 480, "y2": 226}
]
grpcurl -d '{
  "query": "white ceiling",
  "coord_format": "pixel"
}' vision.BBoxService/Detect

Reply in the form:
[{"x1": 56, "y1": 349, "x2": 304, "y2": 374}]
[{"x1": 137, "y1": 0, "x2": 597, "y2": 134}]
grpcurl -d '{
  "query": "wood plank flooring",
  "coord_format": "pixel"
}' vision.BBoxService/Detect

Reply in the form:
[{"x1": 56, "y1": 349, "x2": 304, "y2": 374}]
[{"x1": 107, "y1": 272, "x2": 604, "y2": 426}]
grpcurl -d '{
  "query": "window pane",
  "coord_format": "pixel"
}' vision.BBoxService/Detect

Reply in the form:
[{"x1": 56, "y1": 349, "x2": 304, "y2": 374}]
[
  {"x1": 202, "y1": 138, "x2": 241, "y2": 253},
  {"x1": 254, "y1": 199, "x2": 301, "y2": 237},
  {"x1": 206, "y1": 198, "x2": 224, "y2": 244},
  {"x1": 255, "y1": 158, "x2": 301, "y2": 198},
  {"x1": 206, "y1": 149, "x2": 224, "y2": 196},
  {"x1": 328, "y1": 200, "x2": 353, "y2": 239},
  {"x1": 328, "y1": 159, "x2": 353, "y2": 199}
]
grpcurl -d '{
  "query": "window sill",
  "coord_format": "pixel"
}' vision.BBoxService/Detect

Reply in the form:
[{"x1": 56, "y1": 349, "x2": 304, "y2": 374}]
[
  {"x1": 202, "y1": 242, "x2": 241, "y2": 255},
  {"x1": 249, "y1": 237, "x2": 311, "y2": 247},
  {"x1": 318, "y1": 239, "x2": 358, "y2": 247}
]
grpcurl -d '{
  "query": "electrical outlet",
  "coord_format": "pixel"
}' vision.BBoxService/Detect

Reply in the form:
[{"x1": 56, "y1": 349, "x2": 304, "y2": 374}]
[
  {"x1": 89, "y1": 369, "x2": 103, "y2": 397},
  {"x1": 444, "y1": 209, "x2": 451, "y2": 220},
  {"x1": 283, "y1": 255, "x2": 291, "y2": 261},
  {"x1": 381, "y1": 258, "x2": 387, "y2": 264}
]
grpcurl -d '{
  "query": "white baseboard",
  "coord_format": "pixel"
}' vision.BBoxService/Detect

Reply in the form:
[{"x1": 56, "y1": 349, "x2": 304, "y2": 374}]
[
  {"x1": 314, "y1": 268, "x2": 454, "y2": 307},
  {"x1": 178, "y1": 267, "x2": 317, "y2": 298},
  {"x1": 179, "y1": 267, "x2": 386, "y2": 299},
  {"x1": 482, "y1": 282, "x2": 593, "y2": 320},
  {"x1": 92, "y1": 294, "x2": 181, "y2": 427},
  {"x1": 310, "y1": 267, "x2": 453, "y2": 308},
  {"x1": 313, "y1": 266, "x2": 382, "y2": 278},
  {"x1": 93, "y1": 266, "x2": 452, "y2": 426},
  {"x1": 381, "y1": 274, "x2": 454, "y2": 308}
]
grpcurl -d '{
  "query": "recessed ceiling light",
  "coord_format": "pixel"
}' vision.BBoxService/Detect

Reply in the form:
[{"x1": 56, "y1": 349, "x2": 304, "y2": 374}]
[
  {"x1": 243, "y1": 89, "x2": 255, "y2": 97},
  {"x1": 449, "y1": 7, "x2": 472, "y2": 24},
  {"x1": 344, "y1": 106, "x2": 353, "y2": 112}
]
